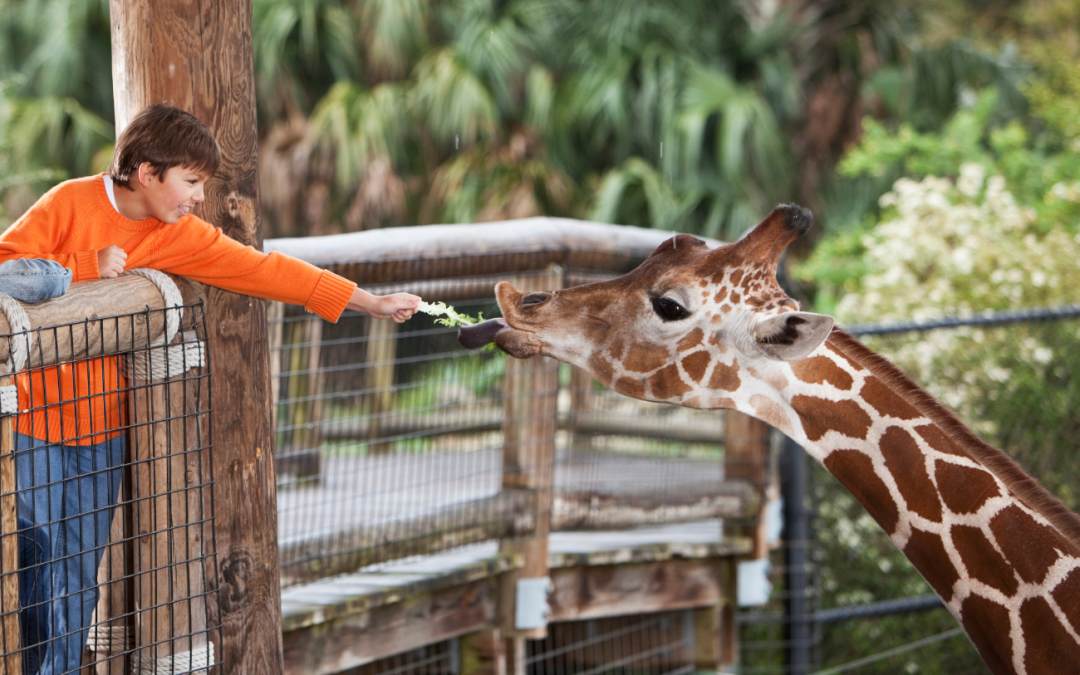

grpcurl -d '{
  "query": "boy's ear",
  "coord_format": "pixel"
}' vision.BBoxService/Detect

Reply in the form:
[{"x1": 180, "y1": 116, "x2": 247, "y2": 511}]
[{"x1": 753, "y1": 311, "x2": 834, "y2": 362}]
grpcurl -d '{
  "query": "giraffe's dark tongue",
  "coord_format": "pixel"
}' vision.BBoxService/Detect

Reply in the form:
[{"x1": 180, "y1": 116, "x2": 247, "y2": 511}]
[{"x1": 458, "y1": 318, "x2": 509, "y2": 349}]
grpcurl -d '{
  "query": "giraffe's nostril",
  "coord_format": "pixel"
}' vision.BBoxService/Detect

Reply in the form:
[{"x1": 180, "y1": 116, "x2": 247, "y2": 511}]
[{"x1": 521, "y1": 292, "x2": 551, "y2": 306}]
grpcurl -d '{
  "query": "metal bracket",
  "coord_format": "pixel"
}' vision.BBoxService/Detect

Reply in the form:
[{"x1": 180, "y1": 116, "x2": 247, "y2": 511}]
[{"x1": 515, "y1": 577, "x2": 552, "y2": 630}]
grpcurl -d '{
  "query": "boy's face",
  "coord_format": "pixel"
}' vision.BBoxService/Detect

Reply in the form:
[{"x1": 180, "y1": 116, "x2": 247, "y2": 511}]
[{"x1": 140, "y1": 163, "x2": 209, "y2": 224}]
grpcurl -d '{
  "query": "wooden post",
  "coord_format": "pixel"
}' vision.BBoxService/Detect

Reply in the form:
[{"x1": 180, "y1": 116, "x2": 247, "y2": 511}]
[
  {"x1": 110, "y1": 1, "x2": 284, "y2": 672},
  {"x1": 127, "y1": 352, "x2": 210, "y2": 671},
  {"x1": 365, "y1": 317, "x2": 397, "y2": 454},
  {"x1": 724, "y1": 410, "x2": 771, "y2": 558},
  {"x1": 460, "y1": 629, "x2": 507, "y2": 675},
  {"x1": 279, "y1": 315, "x2": 325, "y2": 479},
  {"x1": 0, "y1": 373, "x2": 21, "y2": 675},
  {"x1": 89, "y1": 474, "x2": 135, "y2": 674},
  {"x1": 498, "y1": 267, "x2": 561, "y2": 653}
]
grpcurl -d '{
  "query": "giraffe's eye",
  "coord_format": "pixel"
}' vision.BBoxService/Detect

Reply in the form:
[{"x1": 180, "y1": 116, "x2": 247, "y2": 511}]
[
  {"x1": 651, "y1": 297, "x2": 689, "y2": 321},
  {"x1": 521, "y1": 292, "x2": 551, "y2": 306}
]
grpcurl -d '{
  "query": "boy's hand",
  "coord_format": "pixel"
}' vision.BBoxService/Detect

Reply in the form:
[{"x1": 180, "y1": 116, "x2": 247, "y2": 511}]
[
  {"x1": 98, "y1": 246, "x2": 128, "y2": 278},
  {"x1": 348, "y1": 289, "x2": 421, "y2": 323}
]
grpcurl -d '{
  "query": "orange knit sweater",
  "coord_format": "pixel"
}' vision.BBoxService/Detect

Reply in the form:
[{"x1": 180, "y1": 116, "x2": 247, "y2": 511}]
[{"x1": 0, "y1": 174, "x2": 357, "y2": 444}]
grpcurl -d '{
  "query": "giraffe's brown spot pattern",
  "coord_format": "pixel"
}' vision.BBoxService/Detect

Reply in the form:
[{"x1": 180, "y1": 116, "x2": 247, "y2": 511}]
[
  {"x1": 1051, "y1": 567, "x2": 1080, "y2": 636},
  {"x1": 649, "y1": 364, "x2": 692, "y2": 400},
  {"x1": 790, "y1": 356, "x2": 854, "y2": 390},
  {"x1": 1021, "y1": 596, "x2": 1080, "y2": 672},
  {"x1": 623, "y1": 342, "x2": 669, "y2": 373},
  {"x1": 750, "y1": 395, "x2": 792, "y2": 435},
  {"x1": 680, "y1": 351, "x2": 711, "y2": 384},
  {"x1": 904, "y1": 527, "x2": 960, "y2": 602},
  {"x1": 588, "y1": 353, "x2": 615, "y2": 385},
  {"x1": 729, "y1": 270, "x2": 743, "y2": 286},
  {"x1": 824, "y1": 450, "x2": 899, "y2": 534},
  {"x1": 860, "y1": 378, "x2": 922, "y2": 420},
  {"x1": 677, "y1": 328, "x2": 704, "y2": 351},
  {"x1": 989, "y1": 505, "x2": 1062, "y2": 584},
  {"x1": 614, "y1": 376, "x2": 645, "y2": 399},
  {"x1": 951, "y1": 524, "x2": 1019, "y2": 596},
  {"x1": 730, "y1": 291, "x2": 741, "y2": 304},
  {"x1": 713, "y1": 288, "x2": 728, "y2": 303},
  {"x1": 960, "y1": 594, "x2": 1014, "y2": 674},
  {"x1": 790, "y1": 396, "x2": 872, "y2": 442},
  {"x1": 914, "y1": 425, "x2": 968, "y2": 458},
  {"x1": 880, "y1": 427, "x2": 942, "y2": 523},
  {"x1": 708, "y1": 360, "x2": 740, "y2": 392},
  {"x1": 934, "y1": 461, "x2": 999, "y2": 515}
]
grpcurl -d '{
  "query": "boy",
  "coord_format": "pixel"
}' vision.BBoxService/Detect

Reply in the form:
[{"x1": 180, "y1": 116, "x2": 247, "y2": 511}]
[{"x1": 0, "y1": 102, "x2": 420, "y2": 673}]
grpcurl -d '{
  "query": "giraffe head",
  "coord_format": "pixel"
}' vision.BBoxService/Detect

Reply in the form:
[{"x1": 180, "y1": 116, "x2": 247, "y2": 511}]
[{"x1": 470, "y1": 204, "x2": 834, "y2": 409}]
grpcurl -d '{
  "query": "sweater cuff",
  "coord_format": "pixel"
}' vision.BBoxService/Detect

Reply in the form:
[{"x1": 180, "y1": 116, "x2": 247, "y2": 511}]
[
  {"x1": 305, "y1": 271, "x2": 357, "y2": 322},
  {"x1": 74, "y1": 250, "x2": 100, "y2": 281}
]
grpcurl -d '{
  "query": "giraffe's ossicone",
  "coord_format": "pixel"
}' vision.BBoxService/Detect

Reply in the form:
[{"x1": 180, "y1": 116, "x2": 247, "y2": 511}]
[{"x1": 461, "y1": 204, "x2": 1080, "y2": 675}]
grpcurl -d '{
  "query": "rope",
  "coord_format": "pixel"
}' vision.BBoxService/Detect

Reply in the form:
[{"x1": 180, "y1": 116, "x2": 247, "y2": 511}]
[
  {"x1": 86, "y1": 624, "x2": 133, "y2": 652},
  {"x1": 124, "y1": 330, "x2": 206, "y2": 382},
  {"x1": 131, "y1": 642, "x2": 215, "y2": 674},
  {"x1": 124, "y1": 268, "x2": 183, "y2": 344},
  {"x1": 121, "y1": 269, "x2": 200, "y2": 382},
  {"x1": 0, "y1": 290, "x2": 32, "y2": 374}
]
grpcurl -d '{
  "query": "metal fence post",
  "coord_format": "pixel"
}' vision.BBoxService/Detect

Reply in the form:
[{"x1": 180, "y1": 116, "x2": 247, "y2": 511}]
[{"x1": 782, "y1": 434, "x2": 813, "y2": 675}]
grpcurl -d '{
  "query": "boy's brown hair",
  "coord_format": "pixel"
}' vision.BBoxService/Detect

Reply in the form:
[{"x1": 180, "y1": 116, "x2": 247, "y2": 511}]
[{"x1": 108, "y1": 103, "x2": 221, "y2": 190}]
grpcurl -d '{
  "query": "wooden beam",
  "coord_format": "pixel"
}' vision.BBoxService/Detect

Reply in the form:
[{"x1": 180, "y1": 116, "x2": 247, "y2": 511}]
[
  {"x1": 110, "y1": 1, "x2": 281, "y2": 672},
  {"x1": 546, "y1": 559, "x2": 721, "y2": 623},
  {"x1": 0, "y1": 276, "x2": 169, "y2": 368},
  {"x1": 281, "y1": 577, "x2": 496, "y2": 675},
  {"x1": 0, "y1": 376, "x2": 21, "y2": 675}
]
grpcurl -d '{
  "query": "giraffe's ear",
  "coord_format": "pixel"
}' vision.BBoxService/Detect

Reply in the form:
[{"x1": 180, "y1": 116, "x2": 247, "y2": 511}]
[{"x1": 753, "y1": 312, "x2": 834, "y2": 362}]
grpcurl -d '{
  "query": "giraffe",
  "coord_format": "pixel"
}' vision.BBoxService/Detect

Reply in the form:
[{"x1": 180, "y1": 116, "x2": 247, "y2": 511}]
[{"x1": 459, "y1": 204, "x2": 1080, "y2": 674}]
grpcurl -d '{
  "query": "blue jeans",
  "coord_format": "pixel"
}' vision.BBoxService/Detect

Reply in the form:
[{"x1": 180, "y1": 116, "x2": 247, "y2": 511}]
[
  {"x1": 15, "y1": 433, "x2": 125, "y2": 675},
  {"x1": 0, "y1": 259, "x2": 71, "y2": 303}
]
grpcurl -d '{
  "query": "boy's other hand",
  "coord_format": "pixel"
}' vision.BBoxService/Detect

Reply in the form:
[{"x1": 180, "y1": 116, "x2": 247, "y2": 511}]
[
  {"x1": 98, "y1": 246, "x2": 128, "y2": 278},
  {"x1": 348, "y1": 289, "x2": 421, "y2": 323}
]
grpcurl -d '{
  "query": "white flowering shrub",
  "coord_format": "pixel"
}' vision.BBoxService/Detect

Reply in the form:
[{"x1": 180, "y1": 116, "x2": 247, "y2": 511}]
[{"x1": 834, "y1": 165, "x2": 1080, "y2": 468}]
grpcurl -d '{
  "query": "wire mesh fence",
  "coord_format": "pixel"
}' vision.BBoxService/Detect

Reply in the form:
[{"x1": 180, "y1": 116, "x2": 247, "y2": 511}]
[
  {"x1": 526, "y1": 610, "x2": 696, "y2": 675},
  {"x1": 0, "y1": 303, "x2": 220, "y2": 674},
  {"x1": 737, "y1": 307, "x2": 1080, "y2": 675},
  {"x1": 271, "y1": 265, "x2": 762, "y2": 588}
]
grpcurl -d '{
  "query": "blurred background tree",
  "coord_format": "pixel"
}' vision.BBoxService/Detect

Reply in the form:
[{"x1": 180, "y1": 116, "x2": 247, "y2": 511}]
[{"x1": 0, "y1": 0, "x2": 1045, "y2": 242}]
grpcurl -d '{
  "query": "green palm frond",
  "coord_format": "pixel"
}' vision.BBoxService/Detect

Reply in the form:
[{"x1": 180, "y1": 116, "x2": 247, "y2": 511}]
[
  {"x1": 1, "y1": 94, "x2": 112, "y2": 177},
  {"x1": 360, "y1": 0, "x2": 431, "y2": 81},
  {"x1": 252, "y1": 0, "x2": 361, "y2": 117},
  {"x1": 308, "y1": 81, "x2": 409, "y2": 190},
  {"x1": 409, "y1": 48, "x2": 497, "y2": 148},
  {"x1": 589, "y1": 157, "x2": 689, "y2": 230}
]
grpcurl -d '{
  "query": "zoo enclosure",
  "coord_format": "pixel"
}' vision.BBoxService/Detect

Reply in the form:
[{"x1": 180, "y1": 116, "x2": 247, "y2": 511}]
[
  {"x1": 265, "y1": 220, "x2": 769, "y2": 590},
  {"x1": 0, "y1": 272, "x2": 221, "y2": 674},
  {"x1": 266, "y1": 220, "x2": 774, "y2": 673}
]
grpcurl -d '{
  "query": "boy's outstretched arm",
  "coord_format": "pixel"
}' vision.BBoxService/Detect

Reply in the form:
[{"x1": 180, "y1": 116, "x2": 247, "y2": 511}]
[{"x1": 347, "y1": 289, "x2": 421, "y2": 323}]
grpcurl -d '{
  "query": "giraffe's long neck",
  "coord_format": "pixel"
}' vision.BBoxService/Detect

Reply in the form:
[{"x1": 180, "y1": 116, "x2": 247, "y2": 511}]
[{"x1": 760, "y1": 330, "x2": 1080, "y2": 675}]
